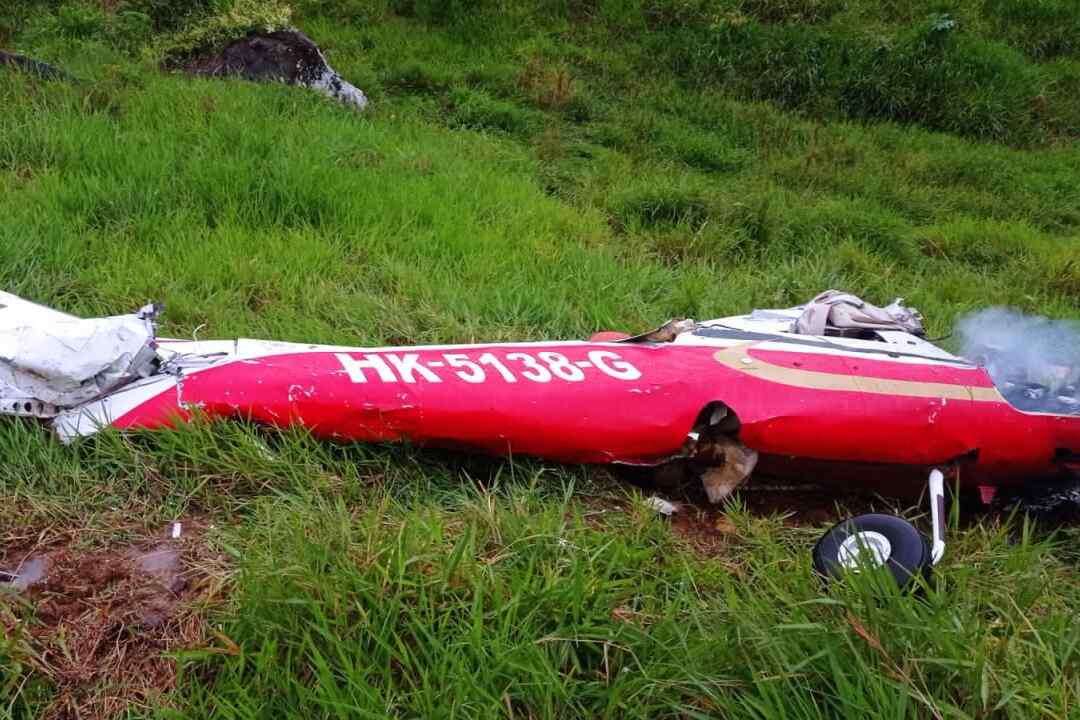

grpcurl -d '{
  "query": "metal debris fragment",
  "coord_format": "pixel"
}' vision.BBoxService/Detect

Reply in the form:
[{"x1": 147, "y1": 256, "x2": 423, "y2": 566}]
[
  {"x1": 645, "y1": 496, "x2": 678, "y2": 516},
  {"x1": 698, "y1": 436, "x2": 759, "y2": 504}
]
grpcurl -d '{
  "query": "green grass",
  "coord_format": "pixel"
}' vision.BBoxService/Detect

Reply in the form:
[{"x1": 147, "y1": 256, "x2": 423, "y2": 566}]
[{"x1": 2, "y1": 0, "x2": 1080, "y2": 717}]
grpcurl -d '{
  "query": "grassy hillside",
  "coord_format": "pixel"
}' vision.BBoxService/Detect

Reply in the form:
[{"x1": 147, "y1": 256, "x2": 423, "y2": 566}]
[{"x1": 2, "y1": 1, "x2": 1080, "y2": 717}]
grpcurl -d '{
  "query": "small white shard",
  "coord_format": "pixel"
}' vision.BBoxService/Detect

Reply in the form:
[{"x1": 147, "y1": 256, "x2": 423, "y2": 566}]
[
  {"x1": 645, "y1": 495, "x2": 677, "y2": 516},
  {"x1": 172, "y1": 522, "x2": 182, "y2": 539}
]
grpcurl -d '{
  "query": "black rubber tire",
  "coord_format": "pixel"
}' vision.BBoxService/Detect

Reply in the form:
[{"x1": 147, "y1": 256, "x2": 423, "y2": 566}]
[{"x1": 813, "y1": 513, "x2": 932, "y2": 589}]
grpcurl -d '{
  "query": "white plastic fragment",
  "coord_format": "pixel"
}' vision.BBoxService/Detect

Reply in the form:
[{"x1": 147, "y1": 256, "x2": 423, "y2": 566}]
[
  {"x1": 645, "y1": 495, "x2": 677, "y2": 516},
  {"x1": 172, "y1": 522, "x2": 182, "y2": 539}
]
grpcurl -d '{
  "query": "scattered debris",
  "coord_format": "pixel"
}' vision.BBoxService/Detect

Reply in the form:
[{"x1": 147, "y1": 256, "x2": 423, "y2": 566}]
[
  {"x1": 185, "y1": 29, "x2": 368, "y2": 110},
  {"x1": 645, "y1": 495, "x2": 677, "y2": 516},
  {"x1": 0, "y1": 50, "x2": 75, "y2": 82}
]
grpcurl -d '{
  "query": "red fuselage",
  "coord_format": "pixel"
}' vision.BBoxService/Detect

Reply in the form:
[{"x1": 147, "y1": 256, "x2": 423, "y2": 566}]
[{"x1": 100, "y1": 333, "x2": 1080, "y2": 493}]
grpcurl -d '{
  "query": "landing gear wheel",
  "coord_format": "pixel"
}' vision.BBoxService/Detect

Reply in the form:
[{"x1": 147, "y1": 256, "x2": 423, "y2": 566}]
[{"x1": 813, "y1": 513, "x2": 932, "y2": 590}]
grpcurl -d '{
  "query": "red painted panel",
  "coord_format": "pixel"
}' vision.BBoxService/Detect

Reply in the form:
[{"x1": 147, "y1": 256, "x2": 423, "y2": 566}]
[{"x1": 109, "y1": 340, "x2": 1080, "y2": 491}]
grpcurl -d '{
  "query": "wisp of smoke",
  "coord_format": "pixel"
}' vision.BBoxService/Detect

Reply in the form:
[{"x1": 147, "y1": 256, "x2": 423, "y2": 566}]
[{"x1": 958, "y1": 307, "x2": 1080, "y2": 414}]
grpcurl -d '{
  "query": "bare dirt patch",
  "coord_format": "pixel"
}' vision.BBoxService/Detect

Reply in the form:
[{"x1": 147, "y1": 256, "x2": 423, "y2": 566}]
[
  {"x1": 670, "y1": 506, "x2": 742, "y2": 556},
  {"x1": 0, "y1": 520, "x2": 224, "y2": 719},
  {"x1": 737, "y1": 484, "x2": 890, "y2": 526}
]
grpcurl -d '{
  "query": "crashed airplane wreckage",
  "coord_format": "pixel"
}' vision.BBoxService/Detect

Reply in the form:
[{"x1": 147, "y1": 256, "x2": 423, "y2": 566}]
[{"x1": 3, "y1": 289, "x2": 1078, "y2": 587}]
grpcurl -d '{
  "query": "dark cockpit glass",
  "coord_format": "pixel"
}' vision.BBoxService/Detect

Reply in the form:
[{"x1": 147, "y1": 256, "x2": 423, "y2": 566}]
[{"x1": 970, "y1": 346, "x2": 1080, "y2": 415}]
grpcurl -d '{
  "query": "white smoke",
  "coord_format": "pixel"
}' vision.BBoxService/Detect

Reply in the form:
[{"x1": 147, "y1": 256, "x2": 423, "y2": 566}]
[{"x1": 958, "y1": 307, "x2": 1080, "y2": 414}]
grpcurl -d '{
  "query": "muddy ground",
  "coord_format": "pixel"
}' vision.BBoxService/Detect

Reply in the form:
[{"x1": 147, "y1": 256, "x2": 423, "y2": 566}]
[
  {"x1": 2, "y1": 471, "x2": 1075, "y2": 719},
  {"x1": 0, "y1": 521, "x2": 222, "y2": 719}
]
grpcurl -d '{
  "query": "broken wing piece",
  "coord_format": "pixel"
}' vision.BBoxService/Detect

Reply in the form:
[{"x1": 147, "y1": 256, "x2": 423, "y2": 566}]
[{"x1": 0, "y1": 294, "x2": 161, "y2": 413}]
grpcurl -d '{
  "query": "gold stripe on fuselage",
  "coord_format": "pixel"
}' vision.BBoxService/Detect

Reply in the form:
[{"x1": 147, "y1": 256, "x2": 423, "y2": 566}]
[{"x1": 712, "y1": 344, "x2": 1003, "y2": 403}]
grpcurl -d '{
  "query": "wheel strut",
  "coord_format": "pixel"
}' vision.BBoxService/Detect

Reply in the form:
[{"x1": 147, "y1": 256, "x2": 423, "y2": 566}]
[{"x1": 928, "y1": 468, "x2": 946, "y2": 565}]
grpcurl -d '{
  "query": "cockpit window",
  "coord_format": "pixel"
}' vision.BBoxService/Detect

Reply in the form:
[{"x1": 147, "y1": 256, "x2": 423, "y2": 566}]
[{"x1": 971, "y1": 347, "x2": 1080, "y2": 415}]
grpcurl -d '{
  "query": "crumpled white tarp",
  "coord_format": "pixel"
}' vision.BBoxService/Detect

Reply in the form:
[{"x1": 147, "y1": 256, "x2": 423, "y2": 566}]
[
  {"x1": 0, "y1": 293, "x2": 159, "y2": 409},
  {"x1": 795, "y1": 289, "x2": 924, "y2": 337}
]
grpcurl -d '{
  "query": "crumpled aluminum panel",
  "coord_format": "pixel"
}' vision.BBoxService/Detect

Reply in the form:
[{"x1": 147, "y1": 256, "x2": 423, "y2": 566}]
[{"x1": 0, "y1": 292, "x2": 159, "y2": 410}]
